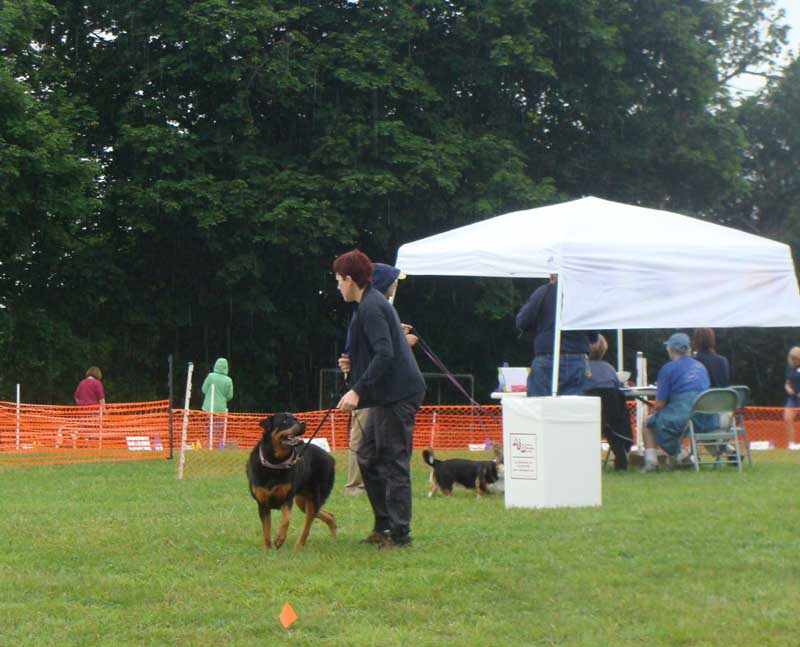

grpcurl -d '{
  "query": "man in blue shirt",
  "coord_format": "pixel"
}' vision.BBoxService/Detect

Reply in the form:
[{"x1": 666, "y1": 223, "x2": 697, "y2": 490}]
[{"x1": 642, "y1": 332, "x2": 709, "y2": 472}]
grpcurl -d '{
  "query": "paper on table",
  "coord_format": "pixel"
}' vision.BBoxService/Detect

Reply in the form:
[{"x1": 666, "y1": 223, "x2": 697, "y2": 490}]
[{"x1": 498, "y1": 366, "x2": 530, "y2": 392}]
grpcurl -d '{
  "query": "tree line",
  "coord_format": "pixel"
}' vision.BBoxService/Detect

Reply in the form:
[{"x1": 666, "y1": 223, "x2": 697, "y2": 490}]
[{"x1": 1, "y1": 0, "x2": 799, "y2": 410}]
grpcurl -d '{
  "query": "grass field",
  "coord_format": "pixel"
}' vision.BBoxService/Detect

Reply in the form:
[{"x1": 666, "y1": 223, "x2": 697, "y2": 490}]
[{"x1": 1, "y1": 450, "x2": 799, "y2": 646}]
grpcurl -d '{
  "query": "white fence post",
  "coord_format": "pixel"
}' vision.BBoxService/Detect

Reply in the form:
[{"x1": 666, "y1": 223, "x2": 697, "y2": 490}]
[
  {"x1": 15, "y1": 383, "x2": 20, "y2": 450},
  {"x1": 209, "y1": 384, "x2": 215, "y2": 450},
  {"x1": 177, "y1": 363, "x2": 194, "y2": 480}
]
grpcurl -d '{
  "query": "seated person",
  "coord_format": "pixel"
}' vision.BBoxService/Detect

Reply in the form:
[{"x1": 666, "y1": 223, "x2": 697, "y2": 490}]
[
  {"x1": 692, "y1": 328, "x2": 730, "y2": 387},
  {"x1": 584, "y1": 334, "x2": 621, "y2": 391},
  {"x1": 583, "y1": 335, "x2": 631, "y2": 470},
  {"x1": 642, "y1": 332, "x2": 710, "y2": 472}
]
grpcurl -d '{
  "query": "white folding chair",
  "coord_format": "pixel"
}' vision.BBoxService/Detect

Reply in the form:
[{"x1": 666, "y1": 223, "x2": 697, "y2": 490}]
[{"x1": 686, "y1": 388, "x2": 742, "y2": 472}]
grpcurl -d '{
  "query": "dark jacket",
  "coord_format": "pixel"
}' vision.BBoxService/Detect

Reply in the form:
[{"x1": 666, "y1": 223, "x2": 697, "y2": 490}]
[
  {"x1": 348, "y1": 285, "x2": 425, "y2": 407},
  {"x1": 516, "y1": 281, "x2": 597, "y2": 355},
  {"x1": 694, "y1": 351, "x2": 730, "y2": 387}
]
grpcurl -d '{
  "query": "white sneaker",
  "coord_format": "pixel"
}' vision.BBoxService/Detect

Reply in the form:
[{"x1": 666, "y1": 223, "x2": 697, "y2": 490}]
[
  {"x1": 788, "y1": 443, "x2": 800, "y2": 451},
  {"x1": 640, "y1": 461, "x2": 659, "y2": 473}
]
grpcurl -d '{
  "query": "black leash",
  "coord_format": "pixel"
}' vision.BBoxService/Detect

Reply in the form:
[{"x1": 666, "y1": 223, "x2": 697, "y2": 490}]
[{"x1": 293, "y1": 382, "x2": 348, "y2": 463}]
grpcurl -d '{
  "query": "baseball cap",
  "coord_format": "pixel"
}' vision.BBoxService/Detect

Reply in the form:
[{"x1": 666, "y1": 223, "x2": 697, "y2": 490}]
[{"x1": 664, "y1": 332, "x2": 691, "y2": 351}]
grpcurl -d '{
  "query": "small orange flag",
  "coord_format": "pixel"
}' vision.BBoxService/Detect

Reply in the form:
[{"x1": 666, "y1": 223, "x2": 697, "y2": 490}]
[{"x1": 279, "y1": 601, "x2": 298, "y2": 628}]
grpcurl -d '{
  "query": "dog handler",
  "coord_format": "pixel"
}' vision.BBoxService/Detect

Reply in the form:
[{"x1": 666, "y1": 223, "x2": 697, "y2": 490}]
[
  {"x1": 333, "y1": 249, "x2": 426, "y2": 548},
  {"x1": 343, "y1": 262, "x2": 418, "y2": 496}
]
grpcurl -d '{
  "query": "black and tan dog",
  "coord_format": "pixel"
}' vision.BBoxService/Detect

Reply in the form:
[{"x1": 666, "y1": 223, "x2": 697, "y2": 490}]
[
  {"x1": 422, "y1": 445, "x2": 502, "y2": 498},
  {"x1": 246, "y1": 412, "x2": 337, "y2": 550}
]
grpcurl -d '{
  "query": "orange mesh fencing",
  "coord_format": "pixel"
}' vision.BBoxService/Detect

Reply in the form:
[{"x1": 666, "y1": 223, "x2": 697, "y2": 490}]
[
  {"x1": 1, "y1": 400, "x2": 796, "y2": 470},
  {"x1": 622, "y1": 402, "x2": 793, "y2": 448},
  {"x1": 0, "y1": 400, "x2": 171, "y2": 467}
]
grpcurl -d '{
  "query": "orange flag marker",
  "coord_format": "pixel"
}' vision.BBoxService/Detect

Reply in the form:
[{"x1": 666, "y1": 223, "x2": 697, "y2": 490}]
[{"x1": 279, "y1": 601, "x2": 298, "y2": 628}]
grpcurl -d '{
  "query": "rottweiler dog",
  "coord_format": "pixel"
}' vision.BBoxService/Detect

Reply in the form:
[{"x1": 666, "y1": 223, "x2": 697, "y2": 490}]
[
  {"x1": 246, "y1": 412, "x2": 337, "y2": 550},
  {"x1": 422, "y1": 445, "x2": 502, "y2": 498}
]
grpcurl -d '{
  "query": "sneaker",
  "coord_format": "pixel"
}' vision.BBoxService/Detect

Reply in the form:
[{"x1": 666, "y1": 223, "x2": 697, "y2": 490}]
[
  {"x1": 359, "y1": 530, "x2": 389, "y2": 545},
  {"x1": 640, "y1": 462, "x2": 659, "y2": 473}
]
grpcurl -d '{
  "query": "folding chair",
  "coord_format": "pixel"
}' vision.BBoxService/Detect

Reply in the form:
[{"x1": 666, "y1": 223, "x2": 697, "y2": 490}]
[
  {"x1": 686, "y1": 388, "x2": 742, "y2": 472},
  {"x1": 586, "y1": 387, "x2": 634, "y2": 471},
  {"x1": 729, "y1": 385, "x2": 753, "y2": 468}
]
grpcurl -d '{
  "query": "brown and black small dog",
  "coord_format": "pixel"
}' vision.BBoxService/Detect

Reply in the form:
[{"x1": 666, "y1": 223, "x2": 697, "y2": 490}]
[
  {"x1": 246, "y1": 412, "x2": 337, "y2": 550},
  {"x1": 422, "y1": 444, "x2": 503, "y2": 498}
]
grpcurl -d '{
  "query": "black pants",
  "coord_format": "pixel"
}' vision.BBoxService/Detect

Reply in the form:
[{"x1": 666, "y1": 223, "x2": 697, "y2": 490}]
[{"x1": 357, "y1": 393, "x2": 423, "y2": 540}]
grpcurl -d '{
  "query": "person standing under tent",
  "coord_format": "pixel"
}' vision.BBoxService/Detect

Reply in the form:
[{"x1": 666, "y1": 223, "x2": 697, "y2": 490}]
[
  {"x1": 692, "y1": 328, "x2": 730, "y2": 387},
  {"x1": 783, "y1": 346, "x2": 800, "y2": 450},
  {"x1": 74, "y1": 366, "x2": 106, "y2": 406},
  {"x1": 333, "y1": 250, "x2": 425, "y2": 549},
  {"x1": 516, "y1": 275, "x2": 598, "y2": 396},
  {"x1": 641, "y1": 332, "x2": 709, "y2": 472},
  {"x1": 201, "y1": 358, "x2": 234, "y2": 446},
  {"x1": 341, "y1": 262, "x2": 418, "y2": 497}
]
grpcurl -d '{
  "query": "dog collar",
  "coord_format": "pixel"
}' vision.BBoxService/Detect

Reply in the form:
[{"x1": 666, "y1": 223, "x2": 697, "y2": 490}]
[{"x1": 259, "y1": 445, "x2": 296, "y2": 469}]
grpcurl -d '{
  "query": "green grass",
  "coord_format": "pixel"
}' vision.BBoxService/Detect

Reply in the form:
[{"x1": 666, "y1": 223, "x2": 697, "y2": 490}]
[{"x1": 1, "y1": 451, "x2": 799, "y2": 646}]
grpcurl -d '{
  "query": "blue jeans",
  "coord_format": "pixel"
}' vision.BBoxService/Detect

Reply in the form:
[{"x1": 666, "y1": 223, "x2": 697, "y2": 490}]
[
  {"x1": 646, "y1": 391, "x2": 700, "y2": 456},
  {"x1": 527, "y1": 355, "x2": 588, "y2": 397}
]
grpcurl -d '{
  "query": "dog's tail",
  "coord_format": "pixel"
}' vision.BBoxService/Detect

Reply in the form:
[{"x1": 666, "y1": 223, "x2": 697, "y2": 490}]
[
  {"x1": 491, "y1": 442, "x2": 504, "y2": 465},
  {"x1": 421, "y1": 447, "x2": 437, "y2": 467}
]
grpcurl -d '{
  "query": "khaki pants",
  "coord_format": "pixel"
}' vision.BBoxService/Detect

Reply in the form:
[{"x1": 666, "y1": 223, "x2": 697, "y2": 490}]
[{"x1": 344, "y1": 408, "x2": 370, "y2": 494}]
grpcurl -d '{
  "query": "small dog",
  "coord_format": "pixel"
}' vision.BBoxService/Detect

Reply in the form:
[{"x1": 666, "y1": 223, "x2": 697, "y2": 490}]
[
  {"x1": 422, "y1": 444, "x2": 502, "y2": 497},
  {"x1": 246, "y1": 412, "x2": 337, "y2": 550}
]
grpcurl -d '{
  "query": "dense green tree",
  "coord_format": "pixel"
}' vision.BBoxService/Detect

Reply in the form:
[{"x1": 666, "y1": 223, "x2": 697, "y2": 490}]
[
  {"x1": 713, "y1": 55, "x2": 800, "y2": 404},
  {"x1": 0, "y1": 0, "x2": 795, "y2": 408},
  {"x1": 0, "y1": 0, "x2": 99, "y2": 401}
]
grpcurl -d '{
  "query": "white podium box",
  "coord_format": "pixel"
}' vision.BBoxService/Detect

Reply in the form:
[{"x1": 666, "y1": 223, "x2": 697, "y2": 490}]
[{"x1": 502, "y1": 396, "x2": 602, "y2": 509}]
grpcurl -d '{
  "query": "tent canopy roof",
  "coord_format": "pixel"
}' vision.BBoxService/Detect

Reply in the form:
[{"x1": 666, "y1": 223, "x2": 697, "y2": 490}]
[{"x1": 395, "y1": 197, "x2": 800, "y2": 330}]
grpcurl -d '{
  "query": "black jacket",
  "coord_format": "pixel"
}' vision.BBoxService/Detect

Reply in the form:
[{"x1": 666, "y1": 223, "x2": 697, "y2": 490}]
[{"x1": 348, "y1": 285, "x2": 426, "y2": 407}]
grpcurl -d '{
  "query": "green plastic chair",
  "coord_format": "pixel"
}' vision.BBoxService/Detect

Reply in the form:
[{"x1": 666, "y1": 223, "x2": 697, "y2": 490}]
[{"x1": 686, "y1": 388, "x2": 742, "y2": 472}]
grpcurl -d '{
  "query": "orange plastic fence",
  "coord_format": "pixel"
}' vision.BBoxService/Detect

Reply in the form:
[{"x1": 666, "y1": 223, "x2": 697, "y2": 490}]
[
  {"x1": 0, "y1": 400, "x2": 795, "y2": 468},
  {"x1": 0, "y1": 400, "x2": 171, "y2": 466}
]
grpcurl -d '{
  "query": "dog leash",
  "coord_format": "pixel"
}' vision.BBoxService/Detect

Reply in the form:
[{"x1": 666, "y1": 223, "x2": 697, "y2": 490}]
[
  {"x1": 408, "y1": 327, "x2": 501, "y2": 447},
  {"x1": 292, "y1": 381, "x2": 350, "y2": 464},
  {"x1": 411, "y1": 329, "x2": 482, "y2": 408}
]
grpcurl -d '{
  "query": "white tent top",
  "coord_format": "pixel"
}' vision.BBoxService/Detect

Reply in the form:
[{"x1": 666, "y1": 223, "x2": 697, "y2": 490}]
[{"x1": 395, "y1": 197, "x2": 800, "y2": 330}]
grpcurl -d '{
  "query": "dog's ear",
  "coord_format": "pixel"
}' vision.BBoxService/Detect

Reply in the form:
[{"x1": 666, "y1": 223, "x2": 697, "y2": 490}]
[{"x1": 258, "y1": 415, "x2": 274, "y2": 432}]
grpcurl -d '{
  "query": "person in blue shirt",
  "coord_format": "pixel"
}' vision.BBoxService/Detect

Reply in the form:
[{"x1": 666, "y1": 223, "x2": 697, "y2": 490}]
[
  {"x1": 783, "y1": 346, "x2": 800, "y2": 450},
  {"x1": 641, "y1": 332, "x2": 710, "y2": 472},
  {"x1": 692, "y1": 328, "x2": 730, "y2": 387},
  {"x1": 516, "y1": 275, "x2": 597, "y2": 396}
]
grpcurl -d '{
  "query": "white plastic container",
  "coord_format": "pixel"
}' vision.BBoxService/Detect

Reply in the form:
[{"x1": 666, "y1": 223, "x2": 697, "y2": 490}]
[{"x1": 501, "y1": 395, "x2": 602, "y2": 509}]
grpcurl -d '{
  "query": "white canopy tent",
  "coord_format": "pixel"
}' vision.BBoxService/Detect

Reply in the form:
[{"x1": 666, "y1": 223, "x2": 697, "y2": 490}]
[{"x1": 396, "y1": 197, "x2": 800, "y2": 394}]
